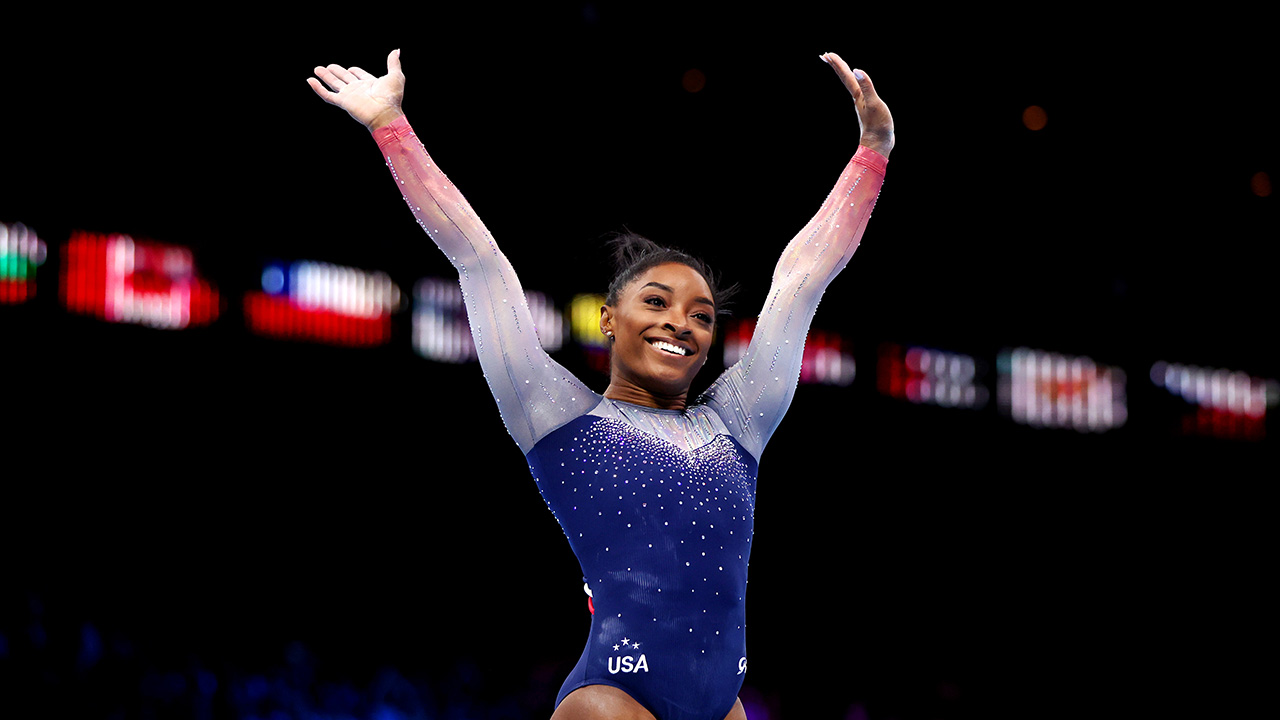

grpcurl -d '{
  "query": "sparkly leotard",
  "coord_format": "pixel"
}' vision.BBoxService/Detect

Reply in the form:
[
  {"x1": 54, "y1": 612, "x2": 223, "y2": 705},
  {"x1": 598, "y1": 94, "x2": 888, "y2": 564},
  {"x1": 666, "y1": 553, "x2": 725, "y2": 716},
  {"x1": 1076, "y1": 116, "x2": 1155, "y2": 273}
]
[{"x1": 373, "y1": 116, "x2": 886, "y2": 720}]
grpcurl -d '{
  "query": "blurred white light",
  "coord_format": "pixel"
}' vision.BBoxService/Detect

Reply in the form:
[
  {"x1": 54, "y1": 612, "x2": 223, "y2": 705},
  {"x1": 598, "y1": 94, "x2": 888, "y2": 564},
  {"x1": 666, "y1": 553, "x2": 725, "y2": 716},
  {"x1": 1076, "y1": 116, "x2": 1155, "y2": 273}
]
[
  {"x1": 1150, "y1": 360, "x2": 1276, "y2": 438},
  {"x1": 413, "y1": 277, "x2": 564, "y2": 363},
  {"x1": 879, "y1": 343, "x2": 986, "y2": 410},
  {"x1": 999, "y1": 347, "x2": 1126, "y2": 432}
]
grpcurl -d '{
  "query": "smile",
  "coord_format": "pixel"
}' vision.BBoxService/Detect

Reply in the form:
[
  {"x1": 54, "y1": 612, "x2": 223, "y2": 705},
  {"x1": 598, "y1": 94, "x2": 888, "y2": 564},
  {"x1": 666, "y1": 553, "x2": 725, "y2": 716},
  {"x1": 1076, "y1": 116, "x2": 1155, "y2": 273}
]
[{"x1": 648, "y1": 339, "x2": 692, "y2": 357}]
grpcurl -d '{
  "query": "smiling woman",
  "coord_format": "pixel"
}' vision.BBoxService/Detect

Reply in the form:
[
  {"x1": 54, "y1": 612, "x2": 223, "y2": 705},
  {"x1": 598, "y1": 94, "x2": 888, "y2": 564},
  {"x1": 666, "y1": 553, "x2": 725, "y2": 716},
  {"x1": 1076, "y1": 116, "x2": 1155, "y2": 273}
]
[
  {"x1": 308, "y1": 49, "x2": 893, "y2": 720},
  {"x1": 598, "y1": 234, "x2": 732, "y2": 408}
]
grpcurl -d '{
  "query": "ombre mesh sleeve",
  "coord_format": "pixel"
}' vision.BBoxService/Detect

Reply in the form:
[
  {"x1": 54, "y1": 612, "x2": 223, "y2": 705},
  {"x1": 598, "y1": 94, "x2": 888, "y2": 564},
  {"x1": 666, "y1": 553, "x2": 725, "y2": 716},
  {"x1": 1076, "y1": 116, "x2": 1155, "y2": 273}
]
[
  {"x1": 700, "y1": 146, "x2": 888, "y2": 461},
  {"x1": 374, "y1": 116, "x2": 600, "y2": 454}
]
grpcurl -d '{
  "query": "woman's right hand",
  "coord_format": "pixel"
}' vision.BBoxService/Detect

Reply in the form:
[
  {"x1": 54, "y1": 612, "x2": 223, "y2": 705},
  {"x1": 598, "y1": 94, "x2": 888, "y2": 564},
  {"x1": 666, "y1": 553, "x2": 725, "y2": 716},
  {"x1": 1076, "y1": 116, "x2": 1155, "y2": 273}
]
[
  {"x1": 307, "y1": 49, "x2": 405, "y2": 131},
  {"x1": 821, "y1": 52, "x2": 894, "y2": 159}
]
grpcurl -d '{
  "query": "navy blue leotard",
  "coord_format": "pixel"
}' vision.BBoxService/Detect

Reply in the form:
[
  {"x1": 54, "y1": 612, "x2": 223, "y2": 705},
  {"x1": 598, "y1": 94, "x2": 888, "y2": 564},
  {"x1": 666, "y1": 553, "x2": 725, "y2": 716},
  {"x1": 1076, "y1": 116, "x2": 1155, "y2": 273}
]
[
  {"x1": 529, "y1": 402, "x2": 758, "y2": 718},
  {"x1": 373, "y1": 115, "x2": 887, "y2": 720}
]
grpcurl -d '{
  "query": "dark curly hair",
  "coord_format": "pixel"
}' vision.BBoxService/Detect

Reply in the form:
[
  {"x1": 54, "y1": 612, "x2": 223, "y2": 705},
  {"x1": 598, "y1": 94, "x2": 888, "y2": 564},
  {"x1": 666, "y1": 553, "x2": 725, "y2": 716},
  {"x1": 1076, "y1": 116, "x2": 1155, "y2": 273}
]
[{"x1": 604, "y1": 231, "x2": 737, "y2": 318}]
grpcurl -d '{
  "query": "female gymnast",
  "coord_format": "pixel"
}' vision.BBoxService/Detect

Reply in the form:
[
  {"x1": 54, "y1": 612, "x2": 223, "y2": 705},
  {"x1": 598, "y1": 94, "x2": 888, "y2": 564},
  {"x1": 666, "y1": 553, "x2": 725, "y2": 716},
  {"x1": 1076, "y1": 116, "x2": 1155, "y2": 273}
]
[{"x1": 308, "y1": 48, "x2": 894, "y2": 720}]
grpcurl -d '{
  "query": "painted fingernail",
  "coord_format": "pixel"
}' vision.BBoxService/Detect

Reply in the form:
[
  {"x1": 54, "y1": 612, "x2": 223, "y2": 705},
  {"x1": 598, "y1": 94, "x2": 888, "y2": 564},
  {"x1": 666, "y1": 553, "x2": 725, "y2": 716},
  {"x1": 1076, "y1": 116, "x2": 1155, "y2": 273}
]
[
  {"x1": 853, "y1": 69, "x2": 866, "y2": 80},
  {"x1": 819, "y1": 54, "x2": 829, "y2": 64}
]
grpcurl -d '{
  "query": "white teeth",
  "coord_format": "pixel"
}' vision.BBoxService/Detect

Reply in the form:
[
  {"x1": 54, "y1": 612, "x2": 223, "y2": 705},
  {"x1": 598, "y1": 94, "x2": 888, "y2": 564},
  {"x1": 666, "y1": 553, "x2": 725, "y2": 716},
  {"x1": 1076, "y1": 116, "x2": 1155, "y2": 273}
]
[{"x1": 651, "y1": 340, "x2": 690, "y2": 356}]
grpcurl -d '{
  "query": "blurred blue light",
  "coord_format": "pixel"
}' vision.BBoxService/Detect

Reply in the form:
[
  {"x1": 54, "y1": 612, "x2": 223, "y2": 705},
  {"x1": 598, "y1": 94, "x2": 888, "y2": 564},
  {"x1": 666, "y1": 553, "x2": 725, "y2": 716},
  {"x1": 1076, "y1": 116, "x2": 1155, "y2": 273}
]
[
  {"x1": 77, "y1": 622, "x2": 102, "y2": 671},
  {"x1": 242, "y1": 674, "x2": 270, "y2": 702},
  {"x1": 373, "y1": 705, "x2": 408, "y2": 720},
  {"x1": 263, "y1": 264, "x2": 287, "y2": 295},
  {"x1": 320, "y1": 683, "x2": 361, "y2": 714},
  {"x1": 197, "y1": 668, "x2": 218, "y2": 697},
  {"x1": 28, "y1": 622, "x2": 46, "y2": 650},
  {"x1": 141, "y1": 669, "x2": 187, "y2": 700},
  {"x1": 285, "y1": 640, "x2": 308, "y2": 665}
]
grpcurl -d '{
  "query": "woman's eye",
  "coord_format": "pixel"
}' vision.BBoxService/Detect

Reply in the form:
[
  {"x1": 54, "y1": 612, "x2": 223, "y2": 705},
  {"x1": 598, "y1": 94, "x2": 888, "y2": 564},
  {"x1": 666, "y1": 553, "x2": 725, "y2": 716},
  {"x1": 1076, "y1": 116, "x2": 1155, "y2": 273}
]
[
  {"x1": 694, "y1": 313, "x2": 712, "y2": 323},
  {"x1": 645, "y1": 297, "x2": 666, "y2": 307}
]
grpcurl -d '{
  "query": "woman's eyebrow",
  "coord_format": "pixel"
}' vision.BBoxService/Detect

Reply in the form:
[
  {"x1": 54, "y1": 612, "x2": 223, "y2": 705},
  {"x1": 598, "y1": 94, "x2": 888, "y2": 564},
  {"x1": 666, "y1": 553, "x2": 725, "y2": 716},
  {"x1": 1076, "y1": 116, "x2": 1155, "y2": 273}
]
[{"x1": 641, "y1": 282, "x2": 714, "y2": 308}]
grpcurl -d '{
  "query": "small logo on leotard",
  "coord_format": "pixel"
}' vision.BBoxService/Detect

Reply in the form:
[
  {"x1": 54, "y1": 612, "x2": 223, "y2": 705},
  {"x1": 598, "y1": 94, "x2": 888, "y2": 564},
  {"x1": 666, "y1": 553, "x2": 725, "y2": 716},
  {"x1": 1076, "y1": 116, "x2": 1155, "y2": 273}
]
[
  {"x1": 606, "y1": 637, "x2": 649, "y2": 674},
  {"x1": 737, "y1": 657, "x2": 748, "y2": 675}
]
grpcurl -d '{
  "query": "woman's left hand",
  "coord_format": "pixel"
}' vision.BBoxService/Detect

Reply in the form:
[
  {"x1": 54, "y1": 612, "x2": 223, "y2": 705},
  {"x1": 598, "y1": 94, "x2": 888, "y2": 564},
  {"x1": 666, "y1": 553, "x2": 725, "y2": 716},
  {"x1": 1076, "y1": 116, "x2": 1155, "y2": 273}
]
[
  {"x1": 821, "y1": 53, "x2": 895, "y2": 158},
  {"x1": 307, "y1": 49, "x2": 405, "y2": 131}
]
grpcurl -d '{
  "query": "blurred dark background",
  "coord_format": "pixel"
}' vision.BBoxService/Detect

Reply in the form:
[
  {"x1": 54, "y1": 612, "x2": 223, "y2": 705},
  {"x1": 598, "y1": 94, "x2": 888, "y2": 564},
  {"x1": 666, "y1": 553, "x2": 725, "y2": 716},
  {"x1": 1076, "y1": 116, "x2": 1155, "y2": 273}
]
[{"x1": 2, "y1": 5, "x2": 1275, "y2": 719}]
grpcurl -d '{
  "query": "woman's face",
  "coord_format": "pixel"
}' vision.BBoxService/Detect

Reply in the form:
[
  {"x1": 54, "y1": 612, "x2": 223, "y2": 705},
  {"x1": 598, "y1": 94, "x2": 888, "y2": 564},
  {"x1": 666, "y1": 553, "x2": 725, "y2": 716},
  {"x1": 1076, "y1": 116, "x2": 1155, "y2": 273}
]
[{"x1": 602, "y1": 262, "x2": 716, "y2": 397}]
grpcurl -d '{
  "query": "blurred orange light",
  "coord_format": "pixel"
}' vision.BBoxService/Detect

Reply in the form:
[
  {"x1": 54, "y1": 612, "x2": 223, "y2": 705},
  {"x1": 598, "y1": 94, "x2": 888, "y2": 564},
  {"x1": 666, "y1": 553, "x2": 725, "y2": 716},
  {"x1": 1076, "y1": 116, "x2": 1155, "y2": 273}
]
[
  {"x1": 1022, "y1": 105, "x2": 1048, "y2": 131},
  {"x1": 1251, "y1": 171, "x2": 1271, "y2": 197},
  {"x1": 570, "y1": 293, "x2": 610, "y2": 376},
  {"x1": 682, "y1": 69, "x2": 706, "y2": 94}
]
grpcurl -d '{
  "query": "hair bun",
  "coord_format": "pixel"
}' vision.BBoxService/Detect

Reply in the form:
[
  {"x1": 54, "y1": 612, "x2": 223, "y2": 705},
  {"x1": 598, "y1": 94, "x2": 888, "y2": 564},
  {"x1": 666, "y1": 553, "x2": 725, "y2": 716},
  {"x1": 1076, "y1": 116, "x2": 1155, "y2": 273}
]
[{"x1": 604, "y1": 230, "x2": 737, "y2": 316}]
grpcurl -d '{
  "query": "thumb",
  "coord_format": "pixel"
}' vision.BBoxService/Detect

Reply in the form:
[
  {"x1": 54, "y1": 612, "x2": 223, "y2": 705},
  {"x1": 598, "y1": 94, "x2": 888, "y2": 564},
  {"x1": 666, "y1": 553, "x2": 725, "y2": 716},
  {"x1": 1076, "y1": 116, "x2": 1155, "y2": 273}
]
[
  {"x1": 852, "y1": 67, "x2": 878, "y2": 102},
  {"x1": 387, "y1": 48, "x2": 403, "y2": 77}
]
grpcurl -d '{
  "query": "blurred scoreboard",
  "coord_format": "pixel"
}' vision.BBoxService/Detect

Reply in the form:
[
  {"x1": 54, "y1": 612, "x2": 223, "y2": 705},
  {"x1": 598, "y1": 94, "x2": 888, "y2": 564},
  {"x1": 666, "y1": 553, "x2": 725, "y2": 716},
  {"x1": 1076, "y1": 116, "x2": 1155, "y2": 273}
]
[
  {"x1": 998, "y1": 348, "x2": 1127, "y2": 432},
  {"x1": 245, "y1": 260, "x2": 401, "y2": 347},
  {"x1": 4, "y1": 217, "x2": 1275, "y2": 443},
  {"x1": 60, "y1": 232, "x2": 219, "y2": 329},
  {"x1": 0, "y1": 222, "x2": 46, "y2": 304}
]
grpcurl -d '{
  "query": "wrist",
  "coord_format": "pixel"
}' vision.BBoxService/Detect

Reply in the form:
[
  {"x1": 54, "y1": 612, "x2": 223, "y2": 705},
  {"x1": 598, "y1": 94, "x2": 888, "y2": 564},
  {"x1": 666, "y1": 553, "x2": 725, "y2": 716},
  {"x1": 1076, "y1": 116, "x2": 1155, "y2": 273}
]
[
  {"x1": 367, "y1": 106, "x2": 405, "y2": 132},
  {"x1": 859, "y1": 130, "x2": 894, "y2": 160}
]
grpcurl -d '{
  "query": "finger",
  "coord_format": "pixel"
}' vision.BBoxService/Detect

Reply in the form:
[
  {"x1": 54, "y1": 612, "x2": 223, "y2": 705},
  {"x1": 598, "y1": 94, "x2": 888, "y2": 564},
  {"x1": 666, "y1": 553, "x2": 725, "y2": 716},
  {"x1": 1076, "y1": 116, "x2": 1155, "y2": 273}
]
[
  {"x1": 387, "y1": 48, "x2": 402, "y2": 78},
  {"x1": 306, "y1": 77, "x2": 335, "y2": 102},
  {"x1": 313, "y1": 65, "x2": 346, "y2": 92},
  {"x1": 852, "y1": 67, "x2": 879, "y2": 103},
  {"x1": 829, "y1": 53, "x2": 878, "y2": 101},
  {"x1": 326, "y1": 64, "x2": 360, "y2": 85},
  {"x1": 824, "y1": 52, "x2": 859, "y2": 99},
  {"x1": 823, "y1": 52, "x2": 862, "y2": 102},
  {"x1": 349, "y1": 66, "x2": 375, "y2": 81}
]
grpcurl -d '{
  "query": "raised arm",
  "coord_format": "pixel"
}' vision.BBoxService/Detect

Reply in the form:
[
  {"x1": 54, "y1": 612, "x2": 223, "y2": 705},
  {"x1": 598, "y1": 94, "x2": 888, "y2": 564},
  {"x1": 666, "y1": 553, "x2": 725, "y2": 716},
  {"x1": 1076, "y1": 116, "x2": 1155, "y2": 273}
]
[
  {"x1": 700, "y1": 54, "x2": 893, "y2": 461},
  {"x1": 309, "y1": 51, "x2": 599, "y2": 454}
]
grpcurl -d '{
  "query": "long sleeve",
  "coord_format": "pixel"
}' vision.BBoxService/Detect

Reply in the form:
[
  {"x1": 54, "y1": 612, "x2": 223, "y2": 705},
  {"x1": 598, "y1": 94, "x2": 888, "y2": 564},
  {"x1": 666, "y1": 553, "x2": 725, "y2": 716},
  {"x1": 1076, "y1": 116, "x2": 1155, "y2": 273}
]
[
  {"x1": 700, "y1": 146, "x2": 888, "y2": 461},
  {"x1": 374, "y1": 116, "x2": 599, "y2": 454}
]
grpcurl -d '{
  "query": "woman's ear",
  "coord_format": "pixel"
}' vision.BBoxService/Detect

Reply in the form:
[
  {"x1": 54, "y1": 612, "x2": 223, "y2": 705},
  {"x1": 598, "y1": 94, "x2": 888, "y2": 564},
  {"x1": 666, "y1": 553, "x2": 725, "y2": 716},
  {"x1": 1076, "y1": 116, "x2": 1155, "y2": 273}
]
[{"x1": 599, "y1": 305, "x2": 614, "y2": 340}]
